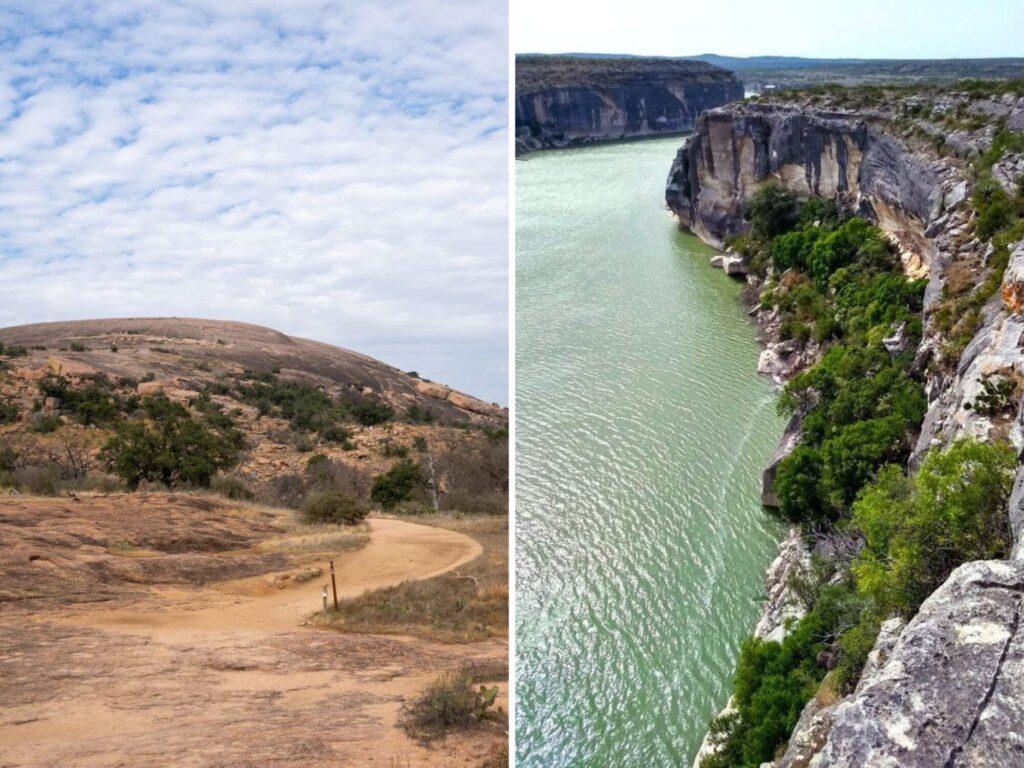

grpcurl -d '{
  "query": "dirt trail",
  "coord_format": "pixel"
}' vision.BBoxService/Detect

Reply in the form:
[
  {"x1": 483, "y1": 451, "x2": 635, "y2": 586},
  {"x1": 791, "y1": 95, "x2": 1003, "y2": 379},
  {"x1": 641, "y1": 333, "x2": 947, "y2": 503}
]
[
  {"x1": 0, "y1": 516, "x2": 504, "y2": 767},
  {"x1": 78, "y1": 518, "x2": 483, "y2": 634}
]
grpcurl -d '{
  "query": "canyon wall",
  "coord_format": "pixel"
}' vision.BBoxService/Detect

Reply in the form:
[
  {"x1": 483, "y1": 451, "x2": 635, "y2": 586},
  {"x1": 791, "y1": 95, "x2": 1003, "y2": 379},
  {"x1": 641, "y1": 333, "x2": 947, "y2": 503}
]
[
  {"x1": 670, "y1": 96, "x2": 1024, "y2": 766},
  {"x1": 515, "y1": 56, "x2": 743, "y2": 153}
]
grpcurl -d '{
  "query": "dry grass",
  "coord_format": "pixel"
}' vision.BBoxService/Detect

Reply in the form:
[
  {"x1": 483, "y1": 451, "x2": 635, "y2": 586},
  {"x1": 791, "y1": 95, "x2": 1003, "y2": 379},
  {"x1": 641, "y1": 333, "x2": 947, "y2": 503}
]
[
  {"x1": 314, "y1": 512, "x2": 507, "y2": 643},
  {"x1": 481, "y1": 742, "x2": 510, "y2": 768},
  {"x1": 399, "y1": 665, "x2": 507, "y2": 743},
  {"x1": 254, "y1": 524, "x2": 370, "y2": 554}
]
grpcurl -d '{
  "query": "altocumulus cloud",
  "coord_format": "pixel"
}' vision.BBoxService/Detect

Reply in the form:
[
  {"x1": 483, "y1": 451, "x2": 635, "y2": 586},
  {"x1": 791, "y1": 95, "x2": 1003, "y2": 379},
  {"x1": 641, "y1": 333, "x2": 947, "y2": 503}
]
[{"x1": 0, "y1": 0, "x2": 508, "y2": 403}]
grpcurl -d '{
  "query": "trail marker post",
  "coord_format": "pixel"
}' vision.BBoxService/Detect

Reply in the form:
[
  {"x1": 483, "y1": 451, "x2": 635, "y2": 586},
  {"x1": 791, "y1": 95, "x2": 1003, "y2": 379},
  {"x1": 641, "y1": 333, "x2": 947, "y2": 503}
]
[
  {"x1": 330, "y1": 560, "x2": 339, "y2": 611},
  {"x1": 322, "y1": 585, "x2": 328, "y2": 613}
]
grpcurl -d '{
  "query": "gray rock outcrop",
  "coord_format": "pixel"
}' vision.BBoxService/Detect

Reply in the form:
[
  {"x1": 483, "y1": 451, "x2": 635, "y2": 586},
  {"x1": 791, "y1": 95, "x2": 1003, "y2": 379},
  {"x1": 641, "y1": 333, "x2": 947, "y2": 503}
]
[
  {"x1": 762, "y1": 410, "x2": 805, "y2": 507},
  {"x1": 808, "y1": 560, "x2": 1024, "y2": 766}
]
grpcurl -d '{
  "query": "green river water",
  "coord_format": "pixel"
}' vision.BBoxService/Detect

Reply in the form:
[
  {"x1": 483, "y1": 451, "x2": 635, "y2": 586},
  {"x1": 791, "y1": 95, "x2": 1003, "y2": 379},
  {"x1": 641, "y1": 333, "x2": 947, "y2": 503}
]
[{"x1": 515, "y1": 137, "x2": 786, "y2": 766}]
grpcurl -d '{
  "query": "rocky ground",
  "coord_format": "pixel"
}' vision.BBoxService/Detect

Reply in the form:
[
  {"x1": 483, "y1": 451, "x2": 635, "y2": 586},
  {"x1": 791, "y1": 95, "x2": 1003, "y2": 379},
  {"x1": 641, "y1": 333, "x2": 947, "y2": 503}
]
[
  {"x1": 0, "y1": 493, "x2": 507, "y2": 767},
  {"x1": 0, "y1": 317, "x2": 504, "y2": 424}
]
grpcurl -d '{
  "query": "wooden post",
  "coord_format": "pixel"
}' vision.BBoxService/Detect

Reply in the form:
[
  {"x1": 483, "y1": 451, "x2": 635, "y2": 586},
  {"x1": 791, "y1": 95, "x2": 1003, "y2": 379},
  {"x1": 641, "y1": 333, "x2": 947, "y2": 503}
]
[{"x1": 330, "y1": 560, "x2": 339, "y2": 611}]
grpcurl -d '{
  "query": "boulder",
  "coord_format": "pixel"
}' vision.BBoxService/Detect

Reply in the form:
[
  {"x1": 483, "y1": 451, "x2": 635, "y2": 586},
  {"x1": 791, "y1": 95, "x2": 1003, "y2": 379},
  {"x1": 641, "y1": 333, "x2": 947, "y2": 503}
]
[
  {"x1": 762, "y1": 410, "x2": 806, "y2": 507},
  {"x1": 944, "y1": 179, "x2": 969, "y2": 209},
  {"x1": 881, "y1": 322, "x2": 908, "y2": 356},
  {"x1": 757, "y1": 339, "x2": 817, "y2": 383},
  {"x1": 137, "y1": 381, "x2": 165, "y2": 396},
  {"x1": 754, "y1": 526, "x2": 810, "y2": 642},
  {"x1": 447, "y1": 391, "x2": 493, "y2": 415},
  {"x1": 723, "y1": 254, "x2": 748, "y2": 276},
  {"x1": 166, "y1": 388, "x2": 200, "y2": 403},
  {"x1": 415, "y1": 380, "x2": 451, "y2": 400},
  {"x1": 1009, "y1": 464, "x2": 1024, "y2": 560},
  {"x1": 778, "y1": 618, "x2": 904, "y2": 768},
  {"x1": 809, "y1": 560, "x2": 1024, "y2": 767},
  {"x1": 46, "y1": 356, "x2": 99, "y2": 379},
  {"x1": 14, "y1": 367, "x2": 45, "y2": 382}
]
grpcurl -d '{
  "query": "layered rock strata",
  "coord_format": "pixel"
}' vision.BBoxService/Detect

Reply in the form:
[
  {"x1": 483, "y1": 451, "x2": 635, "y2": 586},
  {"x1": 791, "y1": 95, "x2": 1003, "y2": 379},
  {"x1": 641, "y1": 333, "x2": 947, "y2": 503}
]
[{"x1": 515, "y1": 56, "x2": 743, "y2": 153}]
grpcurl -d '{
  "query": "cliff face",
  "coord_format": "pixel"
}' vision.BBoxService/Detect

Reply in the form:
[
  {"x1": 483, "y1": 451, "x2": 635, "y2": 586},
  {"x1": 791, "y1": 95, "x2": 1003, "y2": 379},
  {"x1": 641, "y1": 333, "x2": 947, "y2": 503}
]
[
  {"x1": 671, "y1": 94, "x2": 1024, "y2": 766},
  {"x1": 665, "y1": 104, "x2": 943, "y2": 267},
  {"x1": 515, "y1": 56, "x2": 743, "y2": 153}
]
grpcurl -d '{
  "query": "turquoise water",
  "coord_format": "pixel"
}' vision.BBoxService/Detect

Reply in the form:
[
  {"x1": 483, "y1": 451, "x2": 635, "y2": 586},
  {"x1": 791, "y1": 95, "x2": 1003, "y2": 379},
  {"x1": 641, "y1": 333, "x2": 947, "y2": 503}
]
[{"x1": 515, "y1": 137, "x2": 786, "y2": 766}]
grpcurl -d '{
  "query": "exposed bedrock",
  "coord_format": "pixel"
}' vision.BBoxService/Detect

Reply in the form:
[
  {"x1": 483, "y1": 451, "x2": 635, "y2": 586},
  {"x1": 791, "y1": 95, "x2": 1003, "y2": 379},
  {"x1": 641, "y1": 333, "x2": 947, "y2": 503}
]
[
  {"x1": 803, "y1": 560, "x2": 1024, "y2": 767},
  {"x1": 911, "y1": 241, "x2": 1024, "y2": 468},
  {"x1": 515, "y1": 57, "x2": 743, "y2": 153}
]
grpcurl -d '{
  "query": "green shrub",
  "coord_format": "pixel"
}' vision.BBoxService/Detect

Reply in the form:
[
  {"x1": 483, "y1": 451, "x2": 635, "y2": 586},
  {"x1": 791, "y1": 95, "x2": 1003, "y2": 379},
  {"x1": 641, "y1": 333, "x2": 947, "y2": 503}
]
[
  {"x1": 0, "y1": 400, "x2": 19, "y2": 424},
  {"x1": 400, "y1": 671, "x2": 500, "y2": 742},
  {"x1": 37, "y1": 375, "x2": 123, "y2": 426},
  {"x1": 0, "y1": 444, "x2": 17, "y2": 473},
  {"x1": 819, "y1": 416, "x2": 906, "y2": 509},
  {"x1": 319, "y1": 423, "x2": 352, "y2": 445},
  {"x1": 380, "y1": 438, "x2": 409, "y2": 458},
  {"x1": 29, "y1": 414, "x2": 61, "y2": 434},
  {"x1": 302, "y1": 490, "x2": 369, "y2": 525},
  {"x1": 774, "y1": 446, "x2": 828, "y2": 523},
  {"x1": 370, "y1": 459, "x2": 424, "y2": 509},
  {"x1": 306, "y1": 453, "x2": 330, "y2": 469},
  {"x1": 964, "y1": 374, "x2": 1017, "y2": 416},
  {"x1": 351, "y1": 399, "x2": 395, "y2": 426},
  {"x1": 406, "y1": 404, "x2": 436, "y2": 424},
  {"x1": 851, "y1": 439, "x2": 1016, "y2": 616},
  {"x1": 0, "y1": 344, "x2": 27, "y2": 357}
]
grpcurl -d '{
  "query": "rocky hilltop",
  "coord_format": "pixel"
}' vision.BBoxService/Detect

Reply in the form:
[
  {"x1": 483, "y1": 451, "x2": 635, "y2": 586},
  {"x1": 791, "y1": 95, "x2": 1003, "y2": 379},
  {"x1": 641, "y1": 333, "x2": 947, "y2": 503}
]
[
  {"x1": 667, "y1": 84, "x2": 1024, "y2": 765},
  {"x1": 515, "y1": 55, "x2": 743, "y2": 154},
  {"x1": 0, "y1": 318, "x2": 502, "y2": 422},
  {"x1": 0, "y1": 317, "x2": 506, "y2": 506}
]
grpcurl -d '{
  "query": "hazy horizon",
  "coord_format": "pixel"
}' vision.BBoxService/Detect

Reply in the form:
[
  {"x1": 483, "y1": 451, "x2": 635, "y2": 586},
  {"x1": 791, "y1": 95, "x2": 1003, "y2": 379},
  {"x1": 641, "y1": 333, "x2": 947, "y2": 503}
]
[{"x1": 514, "y1": 0, "x2": 1024, "y2": 59}]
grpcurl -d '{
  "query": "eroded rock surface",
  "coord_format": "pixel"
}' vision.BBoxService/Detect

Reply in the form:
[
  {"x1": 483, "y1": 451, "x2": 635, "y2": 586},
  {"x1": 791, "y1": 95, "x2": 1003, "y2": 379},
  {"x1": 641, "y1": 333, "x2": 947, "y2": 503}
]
[
  {"x1": 809, "y1": 560, "x2": 1024, "y2": 767},
  {"x1": 666, "y1": 105, "x2": 942, "y2": 257}
]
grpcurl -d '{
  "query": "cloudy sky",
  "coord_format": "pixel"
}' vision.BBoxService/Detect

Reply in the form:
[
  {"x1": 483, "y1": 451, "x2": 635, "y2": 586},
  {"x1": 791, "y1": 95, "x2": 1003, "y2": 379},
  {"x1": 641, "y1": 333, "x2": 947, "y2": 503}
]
[
  {"x1": 0, "y1": 0, "x2": 508, "y2": 404},
  {"x1": 515, "y1": 0, "x2": 1024, "y2": 59}
]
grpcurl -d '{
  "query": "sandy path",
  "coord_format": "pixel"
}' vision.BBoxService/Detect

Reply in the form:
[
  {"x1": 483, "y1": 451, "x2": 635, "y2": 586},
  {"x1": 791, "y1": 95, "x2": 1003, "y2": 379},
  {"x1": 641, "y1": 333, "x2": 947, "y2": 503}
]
[
  {"x1": 77, "y1": 517, "x2": 483, "y2": 634},
  {"x1": 0, "y1": 517, "x2": 504, "y2": 767}
]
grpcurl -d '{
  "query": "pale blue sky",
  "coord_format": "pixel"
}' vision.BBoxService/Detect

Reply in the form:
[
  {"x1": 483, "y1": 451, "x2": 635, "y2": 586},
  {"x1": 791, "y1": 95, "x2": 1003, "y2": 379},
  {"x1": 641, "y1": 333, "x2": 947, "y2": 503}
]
[{"x1": 514, "y1": 0, "x2": 1024, "y2": 58}]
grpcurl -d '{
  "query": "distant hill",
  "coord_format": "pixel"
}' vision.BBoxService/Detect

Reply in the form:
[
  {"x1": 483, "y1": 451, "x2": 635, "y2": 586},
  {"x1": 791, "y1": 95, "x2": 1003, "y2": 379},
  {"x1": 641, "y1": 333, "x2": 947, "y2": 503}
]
[
  {"x1": 519, "y1": 52, "x2": 1024, "y2": 88},
  {"x1": 515, "y1": 55, "x2": 735, "y2": 91}
]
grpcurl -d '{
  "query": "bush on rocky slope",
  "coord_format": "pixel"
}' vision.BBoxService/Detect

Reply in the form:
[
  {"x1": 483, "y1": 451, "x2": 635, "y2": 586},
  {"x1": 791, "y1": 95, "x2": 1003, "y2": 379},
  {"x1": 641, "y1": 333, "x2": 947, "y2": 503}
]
[
  {"x1": 755, "y1": 204, "x2": 927, "y2": 524},
  {"x1": 706, "y1": 438, "x2": 1016, "y2": 768}
]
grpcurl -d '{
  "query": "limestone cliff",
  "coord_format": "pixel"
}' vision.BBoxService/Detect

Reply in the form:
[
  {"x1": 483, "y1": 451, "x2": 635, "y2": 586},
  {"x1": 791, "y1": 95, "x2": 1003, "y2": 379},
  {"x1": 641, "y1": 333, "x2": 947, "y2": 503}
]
[
  {"x1": 515, "y1": 56, "x2": 743, "y2": 153},
  {"x1": 669, "y1": 89, "x2": 1024, "y2": 766}
]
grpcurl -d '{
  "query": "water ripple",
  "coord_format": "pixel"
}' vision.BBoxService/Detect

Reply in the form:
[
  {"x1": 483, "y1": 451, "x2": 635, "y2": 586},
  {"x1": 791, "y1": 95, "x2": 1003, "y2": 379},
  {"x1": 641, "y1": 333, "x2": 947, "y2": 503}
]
[{"x1": 516, "y1": 139, "x2": 786, "y2": 767}]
